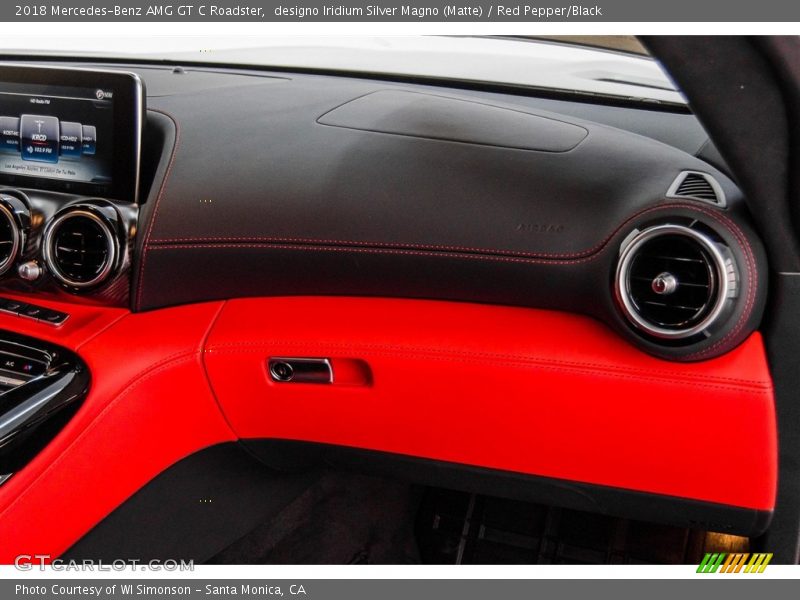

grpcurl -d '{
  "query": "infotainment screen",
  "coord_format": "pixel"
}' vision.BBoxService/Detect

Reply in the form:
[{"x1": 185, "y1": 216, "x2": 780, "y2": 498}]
[{"x1": 0, "y1": 65, "x2": 144, "y2": 203}]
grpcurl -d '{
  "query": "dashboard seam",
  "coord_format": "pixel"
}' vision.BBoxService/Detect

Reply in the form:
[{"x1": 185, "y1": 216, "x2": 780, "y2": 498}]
[
  {"x1": 144, "y1": 201, "x2": 735, "y2": 262},
  {"x1": 145, "y1": 243, "x2": 607, "y2": 265},
  {"x1": 142, "y1": 201, "x2": 759, "y2": 359},
  {"x1": 148, "y1": 236, "x2": 606, "y2": 258},
  {"x1": 73, "y1": 312, "x2": 129, "y2": 352},
  {"x1": 682, "y1": 209, "x2": 757, "y2": 359},
  {"x1": 136, "y1": 107, "x2": 181, "y2": 311},
  {"x1": 205, "y1": 341, "x2": 771, "y2": 390},
  {"x1": 198, "y1": 301, "x2": 241, "y2": 438},
  {"x1": 208, "y1": 346, "x2": 770, "y2": 394},
  {"x1": 314, "y1": 88, "x2": 591, "y2": 143}
]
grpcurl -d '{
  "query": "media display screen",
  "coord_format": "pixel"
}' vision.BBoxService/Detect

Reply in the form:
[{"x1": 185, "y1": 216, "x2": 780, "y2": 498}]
[
  {"x1": 0, "y1": 66, "x2": 143, "y2": 203},
  {"x1": 0, "y1": 81, "x2": 113, "y2": 186}
]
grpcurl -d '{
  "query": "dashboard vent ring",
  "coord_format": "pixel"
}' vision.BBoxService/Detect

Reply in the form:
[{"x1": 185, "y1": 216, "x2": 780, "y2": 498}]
[
  {"x1": 615, "y1": 224, "x2": 736, "y2": 340},
  {"x1": 0, "y1": 201, "x2": 22, "y2": 277},
  {"x1": 43, "y1": 208, "x2": 117, "y2": 289}
]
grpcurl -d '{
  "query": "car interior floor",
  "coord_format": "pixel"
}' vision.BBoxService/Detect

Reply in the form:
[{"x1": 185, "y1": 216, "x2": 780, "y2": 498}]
[{"x1": 207, "y1": 470, "x2": 750, "y2": 565}]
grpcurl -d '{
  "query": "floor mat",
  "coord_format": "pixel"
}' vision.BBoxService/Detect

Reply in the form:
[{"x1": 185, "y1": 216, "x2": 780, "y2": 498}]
[
  {"x1": 208, "y1": 470, "x2": 422, "y2": 564},
  {"x1": 416, "y1": 488, "x2": 749, "y2": 564}
]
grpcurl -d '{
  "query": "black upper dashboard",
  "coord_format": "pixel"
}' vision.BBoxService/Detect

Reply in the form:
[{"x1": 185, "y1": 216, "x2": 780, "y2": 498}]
[{"x1": 0, "y1": 61, "x2": 767, "y2": 361}]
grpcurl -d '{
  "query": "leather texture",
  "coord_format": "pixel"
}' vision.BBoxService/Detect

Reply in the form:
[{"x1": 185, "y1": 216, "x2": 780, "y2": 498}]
[
  {"x1": 129, "y1": 70, "x2": 767, "y2": 360},
  {"x1": 139, "y1": 81, "x2": 743, "y2": 259},
  {"x1": 0, "y1": 297, "x2": 235, "y2": 563},
  {"x1": 0, "y1": 294, "x2": 777, "y2": 562},
  {"x1": 141, "y1": 200, "x2": 768, "y2": 361},
  {"x1": 0, "y1": 66, "x2": 767, "y2": 358},
  {"x1": 0, "y1": 63, "x2": 780, "y2": 561},
  {"x1": 203, "y1": 296, "x2": 777, "y2": 511}
]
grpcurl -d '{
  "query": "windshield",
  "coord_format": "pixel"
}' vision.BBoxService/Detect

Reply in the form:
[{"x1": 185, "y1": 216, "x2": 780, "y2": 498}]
[{"x1": 0, "y1": 35, "x2": 684, "y2": 105}]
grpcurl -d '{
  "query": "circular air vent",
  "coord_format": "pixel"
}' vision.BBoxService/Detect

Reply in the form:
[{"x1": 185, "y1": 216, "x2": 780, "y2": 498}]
[
  {"x1": 0, "y1": 201, "x2": 22, "y2": 276},
  {"x1": 43, "y1": 208, "x2": 118, "y2": 289},
  {"x1": 615, "y1": 224, "x2": 736, "y2": 340}
]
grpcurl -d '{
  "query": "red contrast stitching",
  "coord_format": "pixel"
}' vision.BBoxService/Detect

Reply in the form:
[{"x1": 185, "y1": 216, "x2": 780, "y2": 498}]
[
  {"x1": 147, "y1": 242, "x2": 605, "y2": 266},
  {"x1": 149, "y1": 235, "x2": 613, "y2": 259},
  {"x1": 683, "y1": 212, "x2": 757, "y2": 360},
  {"x1": 138, "y1": 167, "x2": 760, "y2": 358},
  {"x1": 206, "y1": 340, "x2": 772, "y2": 390},
  {"x1": 207, "y1": 343, "x2": 771, "y2": 394},
  {"x1": 143, "y1": 202, "x2": 739, "y2": 264},
  {"x1": 136, "y1": 108, "x2": 181, "y2": 311}
]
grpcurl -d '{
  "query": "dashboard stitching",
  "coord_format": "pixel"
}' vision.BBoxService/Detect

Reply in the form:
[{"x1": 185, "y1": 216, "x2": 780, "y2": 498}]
[
  {"x1": 143, "y1": 202, "x2": 758, "y2": 359},
  {"x1": 683, "y1": 211, "x2": 757, "y2": 360},
  {"x1": 146, "y1": 243, "x2": 608, "y2": 266},
  {"x1": 144, "y1": 202, "x2": 735, "y2": 261},
  {"x1": 149, "y1": 236, "x2": 611, "y2": 258},
  {"x1": 135, "y1": 108, "x2": 181, "y2": 311},
  {"x1": 206, "y1": 344, "x2": 771, "y2": 393},
  {"x1": 205, "y1": 341, "x2": 771, "y2": 389}
]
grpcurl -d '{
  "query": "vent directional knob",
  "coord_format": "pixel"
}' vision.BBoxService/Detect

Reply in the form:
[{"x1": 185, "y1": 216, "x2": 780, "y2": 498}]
[
  {"x1": 615, "y1": 223, "x2": 738, "y2": 340},
  {"x1": 651, "y1": 272, "x2": 678, "y2": 295}
]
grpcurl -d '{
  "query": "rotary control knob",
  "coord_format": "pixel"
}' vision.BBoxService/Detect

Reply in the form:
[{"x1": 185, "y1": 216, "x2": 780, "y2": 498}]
[{"x1": 18, "y1": 261, "x2": 42, "y2": 281}]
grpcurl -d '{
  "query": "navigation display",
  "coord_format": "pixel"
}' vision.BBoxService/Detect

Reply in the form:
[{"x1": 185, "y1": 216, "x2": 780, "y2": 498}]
[
  {"x1": 0, "y1": 66, "x2": 143, "y2": 203},
  {"x1": 0, "y1": 82, "x2": 112, "y2": 186}
]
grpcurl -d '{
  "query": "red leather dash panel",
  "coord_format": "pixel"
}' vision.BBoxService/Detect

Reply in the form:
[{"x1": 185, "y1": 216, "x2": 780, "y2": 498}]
[
  {"x1": 204, "y1": 297, "x2": 776, "y2": 511},
  {"x1": 0, "y1": 300, "x2": 235, "y2": 562}
]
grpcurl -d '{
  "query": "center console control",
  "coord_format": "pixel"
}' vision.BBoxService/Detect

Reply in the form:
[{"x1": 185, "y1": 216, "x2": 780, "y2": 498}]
[
  {"x1": 0, "y1": 330, "x2": 89, "y2": 482},
  {"x1": 0, "y1": 296, "x2": 68, "y2": 325}
]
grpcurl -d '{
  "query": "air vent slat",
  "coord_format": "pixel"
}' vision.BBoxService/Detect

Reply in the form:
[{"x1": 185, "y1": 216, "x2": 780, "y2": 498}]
[
  {"x1": 628, "y1": 232, "x2": 716, "y2": 330},
  {"x1": 639, "y1": 254, "x2": 706, "y2": 264},
  {"x1": 670, "y1": 172, "x2": 723, "y2": 205},
  {"x1": 55, "y1": 246, "x2": 108, "y2": 255},
  {"x1": 631, "y1": 275, "x2": 709, "y2": 289},
  {"x1": 641, "y1": 301, "x2": 706, "y2": 312}
]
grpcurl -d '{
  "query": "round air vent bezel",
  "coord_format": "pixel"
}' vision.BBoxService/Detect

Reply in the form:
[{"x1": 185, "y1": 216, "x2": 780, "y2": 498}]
[
  {"x1": 614, "y1": 223, "x2": 738, "y2": 341},
  {"x1": 42, "y1": 205, "x2": 120, "y2": 290},
  {"x1": 0, "y1": 201, "x2": 23, "y2": 277}
]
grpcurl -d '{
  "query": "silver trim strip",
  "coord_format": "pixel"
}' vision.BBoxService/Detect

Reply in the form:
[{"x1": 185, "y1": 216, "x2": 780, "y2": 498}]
[
  {"x1": 0, "y1": 374, "x2": 25, "y2": 387},
  {"x1": 130, "y1": 71, "x2": 144, "y2": 205}
]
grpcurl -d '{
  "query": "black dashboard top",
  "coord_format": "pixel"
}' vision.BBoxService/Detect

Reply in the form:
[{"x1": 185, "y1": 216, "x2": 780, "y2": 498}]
[{"x1": 0, "y1": 61, "x2": 768, "y2": 361}]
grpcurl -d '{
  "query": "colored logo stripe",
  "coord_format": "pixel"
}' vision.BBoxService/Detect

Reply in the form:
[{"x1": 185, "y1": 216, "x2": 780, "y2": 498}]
[
  {"x1": 697, "y1": 553, "x2": 725, "y2": 573},
  {"x1": 697, "y1": 553, "x2": 773, "y2": 573},
  {"x1": 745, "y1": 553, "x2": 773, "y2": 573}
]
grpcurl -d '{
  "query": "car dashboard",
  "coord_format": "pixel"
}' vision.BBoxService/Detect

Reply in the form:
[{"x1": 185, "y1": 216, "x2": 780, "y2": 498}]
[{"x1": 0, "y1": 61, "x2": 777, "y2": 563}]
